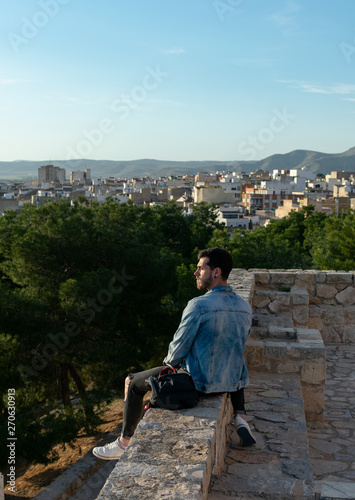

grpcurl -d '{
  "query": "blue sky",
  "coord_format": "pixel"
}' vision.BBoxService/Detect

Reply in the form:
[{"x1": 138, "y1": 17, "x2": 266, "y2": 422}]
[{"x1": 1, "y1": 0, "x2": 355, "y2": 162}]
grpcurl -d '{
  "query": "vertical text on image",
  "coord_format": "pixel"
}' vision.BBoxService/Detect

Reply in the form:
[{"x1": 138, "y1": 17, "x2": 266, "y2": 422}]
[{"x1": 7, "y1": 388, "x2": 16, "y2": 494}]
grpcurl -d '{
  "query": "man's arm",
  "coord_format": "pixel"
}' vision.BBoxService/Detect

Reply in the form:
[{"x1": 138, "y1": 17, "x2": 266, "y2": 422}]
[{"x1": 163, "y1": 299, "x2": 201, "y2": 366}]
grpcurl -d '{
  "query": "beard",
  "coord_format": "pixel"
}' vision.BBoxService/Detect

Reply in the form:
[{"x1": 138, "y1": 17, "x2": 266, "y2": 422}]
[{"x1": 196, "y1": 273, "x2": 213, "y2": 290}]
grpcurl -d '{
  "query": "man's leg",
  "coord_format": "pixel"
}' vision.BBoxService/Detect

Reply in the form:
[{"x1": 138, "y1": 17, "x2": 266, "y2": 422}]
[
  {"x1": 93, "y1": 366, "x2": 164, "y2": 459},
  {"x1": 230, "y1": 387, "x2": 245, "y2": 415},
  {"x1": 230, "y1": 388, "x2": 256, "y2": 447},
  {"x1": 121, "y1": 366, "x2": 165, "y2": 441}
]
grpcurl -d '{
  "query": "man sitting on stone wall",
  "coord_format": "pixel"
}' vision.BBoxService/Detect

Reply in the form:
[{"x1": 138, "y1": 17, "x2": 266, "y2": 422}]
[{"x1": 92, "y1": 247, "x2": 256, "y2": 460}]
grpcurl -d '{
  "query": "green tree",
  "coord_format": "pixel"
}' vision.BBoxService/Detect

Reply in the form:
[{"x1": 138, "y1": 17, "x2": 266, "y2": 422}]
[
  {"x1": 310, "y1": 210, "x2": 355, "y2": 270},
  {"x1": 208, "y1": 206, "x2": 328, "y2": 270}
]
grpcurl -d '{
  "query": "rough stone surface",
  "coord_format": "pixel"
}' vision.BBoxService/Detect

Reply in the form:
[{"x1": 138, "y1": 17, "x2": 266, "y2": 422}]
[
  {"x1": 209, "y1": 372, "x2": 314, "y2": 499},
  {"x1": 246, "y1": 325, "x2": 325, "y2": 423},
  {"x1": 317, "y1": 285, "x2": 338, "y2": 299},
  {"x1": 326, "y1": 273, "x2": 354, "y2": 285},
  {"x1": 336, "y1": 286, "x2": 355, "y2": 306},
  {"x1": 96, "y1": 395, "x2": 232, "y2": 500},
  {"x1": 316, "y1": 480, "x2": 355, "y2": 499}
]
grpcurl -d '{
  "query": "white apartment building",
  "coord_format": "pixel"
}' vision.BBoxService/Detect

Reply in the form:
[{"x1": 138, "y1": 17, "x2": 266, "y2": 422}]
[
  {"x1": 217, "y1": 206, "x2": 253, "y2": 230},
  {"x1": 193, "y1": 185, "x2": 237, "y2": 205}
]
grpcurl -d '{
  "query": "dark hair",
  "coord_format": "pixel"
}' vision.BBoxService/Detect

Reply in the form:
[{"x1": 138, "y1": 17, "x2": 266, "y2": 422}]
[{"x1": 197, "y1": 247, "x2": 233, "y2": 280}]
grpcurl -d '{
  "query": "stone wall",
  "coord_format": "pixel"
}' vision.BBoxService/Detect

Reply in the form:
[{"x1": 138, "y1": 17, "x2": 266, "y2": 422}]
[
  {"x1": 96, "y1": 395, "x2": 233, "y2": 500},
  {"x1": 251, "y1": 270, "x2": 355, "y2": 343},
  {"x1": 245, "y1": 326, "x2": 326, "y2": 424}
]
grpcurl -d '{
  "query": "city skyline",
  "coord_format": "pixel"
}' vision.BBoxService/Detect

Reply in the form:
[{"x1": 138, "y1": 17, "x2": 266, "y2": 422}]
[{"x1": 1, "y1": 0, "x2": 355, "y2": 163}]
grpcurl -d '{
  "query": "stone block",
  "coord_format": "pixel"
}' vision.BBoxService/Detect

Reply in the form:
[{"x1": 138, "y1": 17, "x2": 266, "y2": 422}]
[
  {"x1": 245, "y1": 343, "x2": 263, "y2": 368},
  {"x1": 268, "y1": 295, "x2": 291, "y2": 314},
  {"x1": 335, "y1": 286, "x2": 355, "y2": 305},
  {"x1": 294, "y1": 273, "x2": 316, "y2": 296},
  {"x1": 267, "y1": 326, "x2": 297, "y2": 339},
  {"x1": 296, "y1": 328, "x2": 322, "y2": 341},
  {"x1": 263, "y1": 342, "x2": 288, "y2": 359},
  {"x1": 323, "y1": 308, "x2": 345, "y2": 325},
  {"x1": 316, "y1": 284, "x2": 337, "y2": 299},
  {"x1": 292, "y1": 305, "x2": 309, "y2": 326},
  {"x1": 322, "y1": 298, "x2": 337, "y2": 305},
  {"x1": 276, "y1": 361, "x2": 300, "y2": 374},
  {"x1": 321, "y1": 326, "x2": 342, "y2": 343},
  {"x1": 281, "y1": 458, "x2": 313, "y2": 480},
  {"x1": 317, "y1": 481, "x2": 355, "y2": 500},
  {"x1": 290, "y1": 287, "x2": 309, "y2": 305},
  {"x1": 344, "y1": 306, "x2": 355, "y2": 322},
  {"x1": 315, "y1": 272, "x2": 327, "y2": 283},
  {"x1": 254, "y1": 271, "x2": 270, "y2": 285},
  {"x1": 252, "y1": 291, "x2": 271, "y2": 308},
  {"x1": 301, "y1": 362, "x2": 326, "y2": 385},
  {"x1": 326, "y1": 272, "x2": 353, "y2": 285},
  {"x1": 309, "y1": 304, "x2": 324, "y2": 318},
  {"x1": 301, "y1": 384, "x2": 325, "y2": 423},
  {"x1": 344, "y1": 324, "x2": 355, "y2": 343},
  {"x1": 270, "y1": 272, "x2": 297, "y2": 286},
  {"x1": 307, "y1": 321, "x2": 325, "y2": 338}
]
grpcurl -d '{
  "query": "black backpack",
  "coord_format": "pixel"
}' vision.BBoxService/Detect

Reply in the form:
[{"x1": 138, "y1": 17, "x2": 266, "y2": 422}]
[{"x1": 147, "y1": 366, "x2": 199, "y2": 410}]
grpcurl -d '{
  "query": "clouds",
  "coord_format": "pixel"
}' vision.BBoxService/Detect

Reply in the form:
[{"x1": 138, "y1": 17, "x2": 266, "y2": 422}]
[
  {"x1": 162, "y1": 47, "x2": 185, "y2": 55},
  {"x1": 269, "y1": 1, "x2": 301, "y2": 25},
  {"x1": 0, "y1": 77, "x2": 32, "y2": 86},
  {"x1": 278, "y1": 80, "x2": 355, "y2": 97},
  {"x1": 0, "y1": 78, "x2": 18, "y2": 86}
]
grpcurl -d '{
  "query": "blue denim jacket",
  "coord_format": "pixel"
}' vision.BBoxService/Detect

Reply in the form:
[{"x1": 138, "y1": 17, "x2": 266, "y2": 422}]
[{"x1": 163, "y1": 286, "x2": 252, "y2": 393}]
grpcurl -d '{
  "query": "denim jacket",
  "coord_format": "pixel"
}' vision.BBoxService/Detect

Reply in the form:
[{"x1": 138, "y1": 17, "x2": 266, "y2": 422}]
[{"x1": 163, "y1": 286, "x2": 252, "y2": 393}]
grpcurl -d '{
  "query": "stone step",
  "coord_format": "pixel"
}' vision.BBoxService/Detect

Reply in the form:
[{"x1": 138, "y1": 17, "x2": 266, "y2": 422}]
[
  {"x1": 208, "y1": 371, "x2": 314, "y2": 499},
  {"x1": 314, "y1": 480, "x2": 355, "y2": 499}
]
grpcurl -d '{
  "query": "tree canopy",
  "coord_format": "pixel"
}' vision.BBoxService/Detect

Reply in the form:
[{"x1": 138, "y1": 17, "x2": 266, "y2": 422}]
[{"x1": 209, "y1": 207, "x2": 355, "y2": 271}]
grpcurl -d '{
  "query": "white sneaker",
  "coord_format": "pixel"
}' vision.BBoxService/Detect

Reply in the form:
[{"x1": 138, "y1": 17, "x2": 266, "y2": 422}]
[
  {"x1": 235, "y1": 416, "x2": 256, "y2": 447},
  {"x1": 92, "y1": 438, "x2": 127, "y2": 460}
]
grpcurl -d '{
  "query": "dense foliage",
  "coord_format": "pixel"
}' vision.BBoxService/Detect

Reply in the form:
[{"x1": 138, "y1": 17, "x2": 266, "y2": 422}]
[
  {"x1": 0, "y1": 200, "x2": 354, "y2": 467},
  {"x1": 209, "y1": 207, "x2": 355, "y2": 271}
]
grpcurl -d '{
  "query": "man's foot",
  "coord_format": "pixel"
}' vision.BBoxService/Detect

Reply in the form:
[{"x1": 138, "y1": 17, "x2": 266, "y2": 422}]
[
  {"x1": 92, "y1": 438, "x2": 127, "y2": 460},
  {"x1": 234, "y1": 416, "x2": 256, "y2": 447}
]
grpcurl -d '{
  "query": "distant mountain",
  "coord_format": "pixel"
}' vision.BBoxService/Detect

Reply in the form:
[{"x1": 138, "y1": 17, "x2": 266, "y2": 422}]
[
  {"x1": 244, "y1": 147, "x2": 355, "y2": 175},
  {"x1": 0, "y1": 148, "x2": 354, "y2": 181}
]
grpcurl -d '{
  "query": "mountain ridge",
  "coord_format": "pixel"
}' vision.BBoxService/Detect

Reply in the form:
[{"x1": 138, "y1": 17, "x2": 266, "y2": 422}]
[{"x1": 0, "y1": 147, "x2": 354, "y2": 180}]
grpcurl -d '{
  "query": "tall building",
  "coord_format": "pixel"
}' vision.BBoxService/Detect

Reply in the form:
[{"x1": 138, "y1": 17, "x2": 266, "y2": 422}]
[
  {"x1": 38, "y1": 165, "x2": 66, "y2": 186},
  {"x1": 70, "y1": 168, "x2": 92, "y2": 184}
]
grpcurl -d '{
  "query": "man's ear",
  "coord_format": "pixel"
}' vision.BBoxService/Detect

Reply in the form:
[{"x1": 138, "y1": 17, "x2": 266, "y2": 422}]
[{"x1": 214, "y1": 267, "x2": 222, "y2": 278}]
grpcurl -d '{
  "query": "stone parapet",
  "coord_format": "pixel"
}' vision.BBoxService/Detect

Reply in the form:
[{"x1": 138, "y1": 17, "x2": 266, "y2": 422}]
[
  {"x1": 96, "y1": 395, "x2": 233, "y2": 500},
  {"x1": 228, "y1": 269, "x2": 255, "y2": 304}
]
